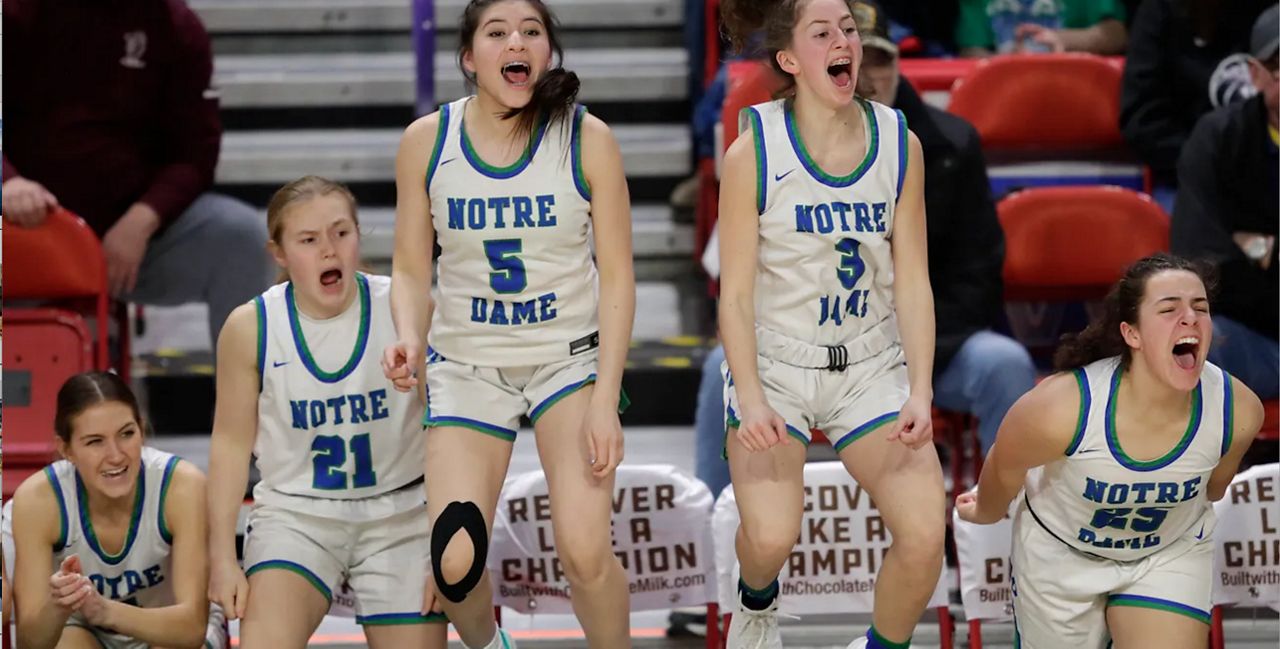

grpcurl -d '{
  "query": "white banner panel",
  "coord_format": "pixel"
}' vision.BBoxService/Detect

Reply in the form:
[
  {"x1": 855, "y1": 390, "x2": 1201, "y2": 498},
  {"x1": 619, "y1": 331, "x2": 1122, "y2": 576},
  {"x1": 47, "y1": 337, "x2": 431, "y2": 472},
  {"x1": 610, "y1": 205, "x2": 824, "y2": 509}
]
[
  {"x1": 488, "y1": 464, "x2": 715, "y2": 614},
  {"x1": 1212, "y1": 462, "x2": 1280, "y2": 610},
  {"x1": 713, "y1": 462, "x2": 948, "y2": 614},
  {"x1": 953, "y1": 505, "x2": 1016, "y2": 622}
]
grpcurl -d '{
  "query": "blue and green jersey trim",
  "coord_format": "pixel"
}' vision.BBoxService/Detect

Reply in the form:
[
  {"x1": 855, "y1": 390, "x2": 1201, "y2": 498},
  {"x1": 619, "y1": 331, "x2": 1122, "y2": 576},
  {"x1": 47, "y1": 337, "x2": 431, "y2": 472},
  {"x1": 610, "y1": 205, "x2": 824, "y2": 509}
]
[
  {"x1": 76, "y1": 465, "x2": 145, "y2": 566},
  {"x1": 571, "y1": 105, "x2": 592, "y2": 201},
  {"x1": 785, "y1": 98, "x2": 878, "y2": 188},
  {"x1": 44, "y1": 467, "x2": 70, "y2": 552},
  {"x1": 833, "y1": 412, "x2": 899, "y2": 452},
  {"x1": 357, "y1": 611, "x2": 449, "y2": 626},
  {"x1": 1065, "y1": 368, "x2": 1091, "y2": 455},
  {"x1": 894, "y1": 108, "x2": 908, "y2": 202},
  {"x1": 245, "y1": 560, "x2": 333, "y2": 603},
  {"x1": 1220, "y1": 368, "x2": 1234, "y2": 457},
  {"x1": 460, "y1": 103, "x2": 550, "y2": 179},
  {"x1": 254, "y1": 296, "x2": 267, "y2": 392},
  {"x1": 743, "y1": 106, "x2": 767, "y2": 214},
  {"x1": 425, "y1": 102, "x2": 452, "y2": 190},
  {"x1": 1107, "y1": 594, "x2": 1210, "y2": 624},
  {"x1": 1105, "y1": 364, "x2": 1202, "y2": 471},
  {"x1": 157, "y1": 456, "x2": 182, "y2": 545},
  {"x1": 285, "y1": 273, "x2": 371, "y2": 384}
]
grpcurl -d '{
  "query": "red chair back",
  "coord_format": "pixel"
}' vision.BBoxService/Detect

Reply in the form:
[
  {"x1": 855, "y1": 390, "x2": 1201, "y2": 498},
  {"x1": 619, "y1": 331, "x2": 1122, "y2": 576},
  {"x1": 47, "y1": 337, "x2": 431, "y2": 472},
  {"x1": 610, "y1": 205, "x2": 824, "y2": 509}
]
[
  {"x1": 999, "y1": 186, "x2": 1169, "y2": 302},
  {"x1": 3, "y1": 208, "x2": 108, "y2": 299},
  {"x1": 721, "y1": 61, "x2": 784, "y2": 154},
  {"x1": 948, "y1": 54, "x2": 1124, "y2": 152},
  {"x1": 2, "y1": 208, "x2": 112, "y2": 370}
]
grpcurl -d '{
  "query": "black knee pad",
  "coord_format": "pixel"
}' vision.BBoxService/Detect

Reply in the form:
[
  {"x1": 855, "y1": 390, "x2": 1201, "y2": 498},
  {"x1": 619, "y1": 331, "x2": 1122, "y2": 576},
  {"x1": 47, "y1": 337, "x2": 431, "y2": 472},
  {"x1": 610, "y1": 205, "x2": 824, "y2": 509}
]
[{"x1": 430, "y1": 501, "x2": 489, "y2": 603}]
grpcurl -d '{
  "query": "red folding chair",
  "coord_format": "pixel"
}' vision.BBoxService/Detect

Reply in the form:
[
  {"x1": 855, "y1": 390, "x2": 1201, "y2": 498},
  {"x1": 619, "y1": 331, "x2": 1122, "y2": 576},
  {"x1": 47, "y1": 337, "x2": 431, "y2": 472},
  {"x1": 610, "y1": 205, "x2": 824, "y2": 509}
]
[
  {"x1": 948, "y1": 54, "x2": 1124, "y2": 154},
  {"x1": 2, "y1": 209, "x2": 124, "y2": 498},
  {"x1": 1256, "y1": 400, "x2": 1279, "y2": 442},
  {"x1": 999, "y1": 186, "x2": 1169, "y2": 303}
]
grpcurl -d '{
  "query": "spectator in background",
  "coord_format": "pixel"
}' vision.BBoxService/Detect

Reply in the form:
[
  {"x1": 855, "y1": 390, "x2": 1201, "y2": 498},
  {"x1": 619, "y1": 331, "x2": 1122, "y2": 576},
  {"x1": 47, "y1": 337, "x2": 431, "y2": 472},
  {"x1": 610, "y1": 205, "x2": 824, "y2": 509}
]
[
  {"x1": 693, "y1": 1, "x2": 1036, "y2": 502},
  {"x1": 956, "y1": 0, "x2": 1129, "y2": 56},
  {"x1": 2, "y1": 0, "x2": 270, "y2": 348},
  {"x1": 1172, "y1": 4, "x2": 1279, "y2": 400},
  {"x1": 1121, "y1": 0, "x2": 1272, "y2": 213}
]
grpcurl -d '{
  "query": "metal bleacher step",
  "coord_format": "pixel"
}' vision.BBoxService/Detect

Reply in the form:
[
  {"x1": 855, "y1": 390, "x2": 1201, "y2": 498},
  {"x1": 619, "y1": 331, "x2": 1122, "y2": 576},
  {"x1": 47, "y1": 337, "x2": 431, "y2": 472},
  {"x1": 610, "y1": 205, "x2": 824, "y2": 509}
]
[
  {"x1": 214, "y1": 48, "x2": 688, "y2": 108},
  {"x1": 192, "y1": 0, "x2": 683, "y2": 33},
  {"x1": 357, "y1": 204, "x2": 692, "y2": 263},
  {"x1": 217, "y1": 124, "x2": 691, "y2": 185}
]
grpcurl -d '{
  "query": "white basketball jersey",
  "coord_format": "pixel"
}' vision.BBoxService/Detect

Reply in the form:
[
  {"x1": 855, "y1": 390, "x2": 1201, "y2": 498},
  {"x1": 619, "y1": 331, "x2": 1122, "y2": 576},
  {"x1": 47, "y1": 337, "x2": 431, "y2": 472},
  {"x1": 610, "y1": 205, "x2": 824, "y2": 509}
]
[
  {"x1": 426, "y1": 96, "x2": 599, "y2": 367},
  {"x1": 1023, "y1": 357, "x2": 1232, "y2": 561},
  {"x1": 254, "y1": 273, "x2": 425, "y2": 507},
  {"x1": 742, "y1": 97, "x2": 908, "y2": 347},
  {"x1": 46, "y1": 447, "x2": 182, "y2": 609}
]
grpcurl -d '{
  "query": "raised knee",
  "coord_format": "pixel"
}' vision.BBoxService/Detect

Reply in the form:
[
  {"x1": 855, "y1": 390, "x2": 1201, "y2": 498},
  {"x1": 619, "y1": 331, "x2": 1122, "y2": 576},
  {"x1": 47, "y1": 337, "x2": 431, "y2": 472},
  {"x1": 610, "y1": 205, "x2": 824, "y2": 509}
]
[
  {"x1": 893, "y1": 518, "x2": 945, "y2": 569},
  {"x1": 437, "y1": 538, "x2": 480, "y2": 586},
  {"x1": 981, "y1": 335, "x2": 1035, "y2": 376},
  {"x1": 740, "y1": 522, "x2": 799, "y2": 565},
  {"x1": 557, "y1": 537, "x2": 615, "y2": 586}
]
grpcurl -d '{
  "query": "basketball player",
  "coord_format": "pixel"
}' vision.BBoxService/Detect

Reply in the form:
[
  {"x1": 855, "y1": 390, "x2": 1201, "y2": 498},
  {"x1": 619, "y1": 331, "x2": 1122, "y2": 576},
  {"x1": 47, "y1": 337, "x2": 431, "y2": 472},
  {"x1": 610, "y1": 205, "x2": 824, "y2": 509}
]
[
  {"x1": 10, "y1": 372, "x2": 226, "y2": 649},
  {"x1": 381, "y1": 0, "x2": 636, "y2": 647},
  {"x1": 957, "y1": 253, "x2": 1264, "y2": 648},
  {"x1": 206, "y1": 177, "x2": 447, "y2": 648},
  {"x1": 716, "y1": 1, "x2": 945, "y2": 647}
]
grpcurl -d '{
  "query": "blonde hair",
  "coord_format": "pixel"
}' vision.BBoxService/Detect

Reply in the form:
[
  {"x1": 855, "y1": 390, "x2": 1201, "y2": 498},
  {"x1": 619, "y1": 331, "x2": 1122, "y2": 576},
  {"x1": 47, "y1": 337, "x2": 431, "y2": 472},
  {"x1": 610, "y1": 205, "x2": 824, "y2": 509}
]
[{"x1": 266, "y1": 176, "x2": 361, "y2": 281}]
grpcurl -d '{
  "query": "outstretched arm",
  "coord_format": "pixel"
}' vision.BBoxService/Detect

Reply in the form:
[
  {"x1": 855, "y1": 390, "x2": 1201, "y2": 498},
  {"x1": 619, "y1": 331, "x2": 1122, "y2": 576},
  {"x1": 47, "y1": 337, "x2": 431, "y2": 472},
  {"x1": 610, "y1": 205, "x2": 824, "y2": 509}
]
[
  {"x1": 959, "y1": 372, "x2": 1083, "y2": 524},
  {"x1": 582, "y1": 112, "x2": 635, "y2": 477}
]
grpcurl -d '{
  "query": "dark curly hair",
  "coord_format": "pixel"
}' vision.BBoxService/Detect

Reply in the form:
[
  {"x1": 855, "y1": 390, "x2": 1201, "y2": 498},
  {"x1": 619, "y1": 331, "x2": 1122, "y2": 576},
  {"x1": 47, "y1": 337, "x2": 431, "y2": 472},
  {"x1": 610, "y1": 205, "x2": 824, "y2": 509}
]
[{"x1": 1053, "y1": 253, "x2": 1218, "y2": 371}]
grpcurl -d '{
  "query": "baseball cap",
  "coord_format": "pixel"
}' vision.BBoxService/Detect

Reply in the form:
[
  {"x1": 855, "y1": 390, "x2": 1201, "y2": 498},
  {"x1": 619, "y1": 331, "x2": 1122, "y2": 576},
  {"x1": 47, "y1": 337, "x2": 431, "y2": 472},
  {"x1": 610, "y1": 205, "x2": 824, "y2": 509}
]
[
  {"x1": 851, "y1": 0, "x2": 897, "y2": 57},
  {"x1": 1252, "y1": 4, "x2": 1279, "y2": 61}
]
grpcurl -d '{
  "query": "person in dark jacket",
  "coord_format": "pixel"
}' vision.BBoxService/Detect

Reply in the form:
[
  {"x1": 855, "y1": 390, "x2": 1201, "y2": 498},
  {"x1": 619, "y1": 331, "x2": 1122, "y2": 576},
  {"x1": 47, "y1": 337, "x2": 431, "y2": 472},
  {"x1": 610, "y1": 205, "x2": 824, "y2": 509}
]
[
  {"x1": 2, "y1": 0, "x2": 270, "y2": 347},
  {"x1": 1120, "y1": 0, "x2": 1272, "y2": 212},
  {"x1": 690, "y1": 1, "x2": 1035, "y2": 504},
  {"x1": 1171, "y1": 5, "x2": 1279, "y2": 399}
]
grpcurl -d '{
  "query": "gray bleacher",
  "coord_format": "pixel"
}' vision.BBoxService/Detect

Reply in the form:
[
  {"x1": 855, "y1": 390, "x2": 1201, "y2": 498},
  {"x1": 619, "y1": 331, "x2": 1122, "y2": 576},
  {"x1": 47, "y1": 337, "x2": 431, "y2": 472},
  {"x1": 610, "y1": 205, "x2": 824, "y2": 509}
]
[{"x1": 192, "y1": 0, "x2": 696, "y2": 275}]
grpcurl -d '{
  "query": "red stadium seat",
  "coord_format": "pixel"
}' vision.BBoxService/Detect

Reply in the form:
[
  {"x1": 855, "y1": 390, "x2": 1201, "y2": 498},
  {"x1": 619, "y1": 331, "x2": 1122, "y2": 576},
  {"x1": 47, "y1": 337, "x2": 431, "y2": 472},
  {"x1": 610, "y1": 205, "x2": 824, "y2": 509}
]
[
  {"x1": 948, "y1": 54, "x2": 1124, "y2": 153},
  {"x1": 1259, "y1": 400, "x2": 1279, "y2": 442},
  {"x1": 2, "y1": 209, "x2": 122, "y2": 497},
  {"x1": 999, "y1": 186, "x2": 1169, "y2": 302}
]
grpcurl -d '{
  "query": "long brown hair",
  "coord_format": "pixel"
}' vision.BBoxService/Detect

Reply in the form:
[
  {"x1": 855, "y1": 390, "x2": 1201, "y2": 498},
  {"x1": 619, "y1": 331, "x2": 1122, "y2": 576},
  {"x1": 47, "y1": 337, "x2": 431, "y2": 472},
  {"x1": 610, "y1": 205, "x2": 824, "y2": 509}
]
[
  {"x1": 721, "y1": 0, "x2": 858, "y2": 98},
  {"x1": 1053, "y1": 253, "x2": 1218, "y2": 371},
  {"x1": 54, "y1": 372, "x2": 147, "y2": 444},
  {"x1": 459, "y1": 0, "x2": 579, "y2": 146},
  {"x1": 265, "y1": 176, "x2": 361, "y2": 281}
]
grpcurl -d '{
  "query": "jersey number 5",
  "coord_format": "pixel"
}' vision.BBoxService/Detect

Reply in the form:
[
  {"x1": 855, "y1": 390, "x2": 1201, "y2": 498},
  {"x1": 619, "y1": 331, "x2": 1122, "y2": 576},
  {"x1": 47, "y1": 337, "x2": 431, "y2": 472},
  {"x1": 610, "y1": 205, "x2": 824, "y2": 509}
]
[
  {"x1": 485, "y1": 239, "x2": 527, "y2": 294},
  {"x1": 311, "y1": 434, "x2": 377, "y2": 490}
]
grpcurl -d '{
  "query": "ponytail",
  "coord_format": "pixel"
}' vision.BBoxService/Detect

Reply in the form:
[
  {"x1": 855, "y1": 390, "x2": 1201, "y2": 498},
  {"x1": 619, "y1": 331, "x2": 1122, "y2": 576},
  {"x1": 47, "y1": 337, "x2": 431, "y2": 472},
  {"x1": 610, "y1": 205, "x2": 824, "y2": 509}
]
[{"x1": 501, "y1": 67, "x2": 579, "y2": 146}]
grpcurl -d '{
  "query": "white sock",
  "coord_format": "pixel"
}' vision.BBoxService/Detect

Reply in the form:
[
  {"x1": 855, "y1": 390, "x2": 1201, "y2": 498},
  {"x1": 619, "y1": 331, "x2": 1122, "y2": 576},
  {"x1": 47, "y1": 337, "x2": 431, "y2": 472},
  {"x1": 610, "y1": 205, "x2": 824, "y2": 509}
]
[{"x1": 470, "y1": 627, "x2": 506, "y2": 649}]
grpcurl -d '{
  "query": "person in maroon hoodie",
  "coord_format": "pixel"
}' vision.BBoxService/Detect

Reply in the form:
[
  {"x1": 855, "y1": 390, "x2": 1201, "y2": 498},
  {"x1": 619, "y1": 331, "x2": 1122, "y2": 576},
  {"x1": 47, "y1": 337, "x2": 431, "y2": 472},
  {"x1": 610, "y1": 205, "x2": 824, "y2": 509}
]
[{"x1": 2, "y1": 0, "x2": 270, "y2": 347}]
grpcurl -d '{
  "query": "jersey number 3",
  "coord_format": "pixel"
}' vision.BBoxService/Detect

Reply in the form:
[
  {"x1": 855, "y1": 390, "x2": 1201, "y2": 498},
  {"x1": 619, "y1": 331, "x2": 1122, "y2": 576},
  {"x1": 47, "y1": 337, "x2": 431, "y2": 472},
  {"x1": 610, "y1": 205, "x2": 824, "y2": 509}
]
[
  {"x1": 311, "y1": 434, "x2": 377, "y2": 490},
  {"x1": 835, "y1": 238, "x2": 866, "y2": 289},
  {"x1": 485, "y1": 239, "x2": 527, "y2": 294}
]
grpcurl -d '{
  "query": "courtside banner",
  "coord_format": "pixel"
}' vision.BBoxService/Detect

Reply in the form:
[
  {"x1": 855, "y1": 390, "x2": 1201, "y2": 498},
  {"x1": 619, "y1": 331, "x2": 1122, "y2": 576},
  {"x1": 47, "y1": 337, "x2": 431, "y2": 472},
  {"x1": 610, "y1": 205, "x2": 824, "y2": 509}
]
[
  {"x1": 952, "y1": 505, "x2": 1016, "y2": 622},
  {"x1": 489, "y1": 465, "x2": 715, "y2": 614},
  {"x1": 1212, "y1": 463, "x2": 1280, "y2": 610},
  {"x1": 713, "y1": 462, "x2": 948, "y2": 613}
]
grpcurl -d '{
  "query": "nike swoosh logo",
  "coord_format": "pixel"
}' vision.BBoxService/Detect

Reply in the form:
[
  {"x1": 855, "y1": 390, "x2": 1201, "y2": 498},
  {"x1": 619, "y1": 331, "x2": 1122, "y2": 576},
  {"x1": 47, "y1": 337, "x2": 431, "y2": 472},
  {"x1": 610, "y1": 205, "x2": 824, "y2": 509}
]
[
  {"x1": 1195, "y1": 524, "x2": 1205, "y2": 540},
  {"x1": 438, "y1": 157, "x2": 456, "y2": 167},
  {"x1": 775, "y1": 169, "x2": 795, "y2": 182},
  {"x1": 272, "y1": 361, "x2": 289, "y2": 368}
]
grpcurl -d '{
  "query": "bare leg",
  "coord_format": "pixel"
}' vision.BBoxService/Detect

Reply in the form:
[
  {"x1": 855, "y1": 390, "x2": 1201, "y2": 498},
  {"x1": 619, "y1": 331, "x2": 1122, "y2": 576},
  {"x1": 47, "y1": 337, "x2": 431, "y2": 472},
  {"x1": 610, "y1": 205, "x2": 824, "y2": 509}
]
[
  {"x1": 424, "y1": 426, "x2": 514, "y2": 648},
  {"x1": 533, "y1": 386, "x2": 632, "y2": 648},
  {"x1": 839, "y1": 430, "x2": 946, "y2": 644}
]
